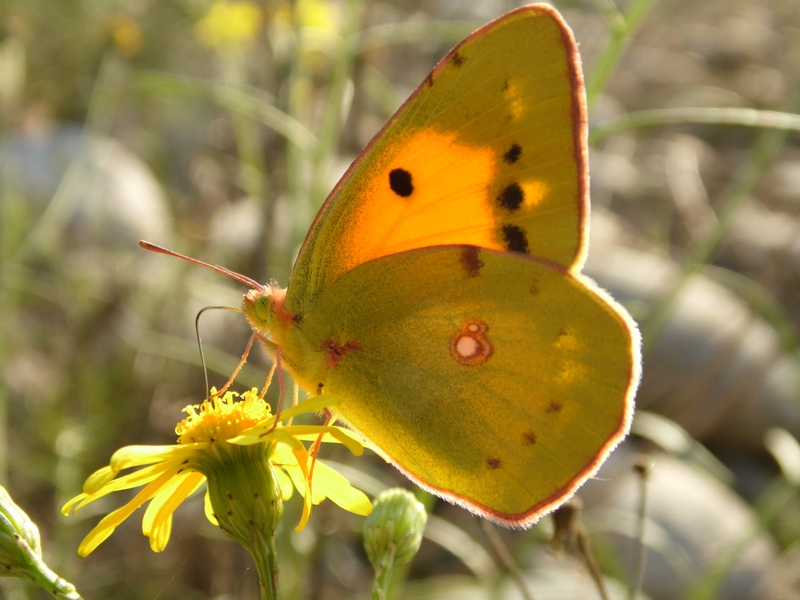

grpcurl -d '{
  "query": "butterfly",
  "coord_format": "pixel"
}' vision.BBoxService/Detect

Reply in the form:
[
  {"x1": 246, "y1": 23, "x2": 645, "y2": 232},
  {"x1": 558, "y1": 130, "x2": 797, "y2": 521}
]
[{"x1": 145, "y1": 3, "x2": 640, "y2": 527}]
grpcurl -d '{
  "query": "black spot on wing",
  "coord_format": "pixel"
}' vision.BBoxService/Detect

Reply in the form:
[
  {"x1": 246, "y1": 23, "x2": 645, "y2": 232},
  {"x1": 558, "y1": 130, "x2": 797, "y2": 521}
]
[
  {"x1": 501, "y1": 224, "x2": 529, "y2": 254},
  {"x1": 459, "y1": 246, "x2": 484, "y2": 278},
  {"x1": 497, "y1": 182, "x2": 524, "y2": 212},
  {"x1": 503, "y1": 143, "x2": 522, "y2": 164},
  {"x1": 546, "y1": 401, "x2": 563, "y2": 414},
  {"x1": 389, "y1": 168, "x2": 414, "y2": 197}
]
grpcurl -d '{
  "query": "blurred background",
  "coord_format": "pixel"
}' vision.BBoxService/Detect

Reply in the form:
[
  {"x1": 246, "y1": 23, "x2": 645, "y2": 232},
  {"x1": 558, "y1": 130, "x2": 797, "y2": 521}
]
[{"x1": 1, "y1": 0, "x2": 799, "y2": 598}]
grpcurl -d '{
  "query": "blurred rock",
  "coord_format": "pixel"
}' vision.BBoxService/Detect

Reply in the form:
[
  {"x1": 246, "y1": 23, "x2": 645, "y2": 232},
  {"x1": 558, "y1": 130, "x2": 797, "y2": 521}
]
[
  {"x1": 753, "y1": 543, "x2": 800, "y2": 599},
  {"x1": 1, "y1": 121, "x2": 172, "y2": 248},
  {"x1": 580, "y1": 443, "x2": 778, "y2": 600},
  {"x1": 587, "y1": 209, "x2": 800, "y2": 453}
]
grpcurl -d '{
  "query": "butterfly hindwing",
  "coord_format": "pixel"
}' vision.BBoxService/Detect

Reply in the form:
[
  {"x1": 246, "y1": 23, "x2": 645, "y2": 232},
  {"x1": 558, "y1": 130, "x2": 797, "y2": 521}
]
[
  {"x1": 285, "y1": 246, "x2": 638, "y2": 525},
  {"x1": 288, "y1": 5, "x2": 588, "y2": 314}
]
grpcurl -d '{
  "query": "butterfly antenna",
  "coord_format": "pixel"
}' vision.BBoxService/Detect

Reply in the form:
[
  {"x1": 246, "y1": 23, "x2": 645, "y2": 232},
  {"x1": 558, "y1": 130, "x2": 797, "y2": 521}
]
[
  {"x1": 140, "y1": 240, "x2": 264, "y2": 290},
  {"x1": 196, "y1": 308, "x2": 211, "y2": 397},
  {"x1": 195, "y1": 306, "x2": 243, "y2": 398}
]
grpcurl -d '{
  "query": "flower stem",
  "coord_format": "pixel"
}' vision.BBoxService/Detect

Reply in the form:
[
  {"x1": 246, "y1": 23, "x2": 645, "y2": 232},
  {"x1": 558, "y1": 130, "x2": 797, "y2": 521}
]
[
  {"x1": 371, "y1": 546, "x2": 396, "y2": 600},
  {"x1": 31, "y1": 557, "x2": 84, "y2": 600},
  {"x1": 195, "y1": 442, "x2": 284, "y2": 600},
  {"x1": 250, "y1": 527, "x2": 280, "y2": 600}
]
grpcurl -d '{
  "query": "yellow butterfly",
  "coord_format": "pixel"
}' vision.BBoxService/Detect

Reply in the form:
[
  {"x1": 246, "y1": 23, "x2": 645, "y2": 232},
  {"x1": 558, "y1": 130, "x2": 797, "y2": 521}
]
[{"x1": 145, "y1": 4, "x2": 640, "y2": 527}]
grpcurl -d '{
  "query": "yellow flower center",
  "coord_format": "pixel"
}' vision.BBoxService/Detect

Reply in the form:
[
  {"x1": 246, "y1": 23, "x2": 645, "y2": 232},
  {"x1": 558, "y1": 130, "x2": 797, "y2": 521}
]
[{"x1": 176, "y1": 389, "x2": 271, "y2": 444}]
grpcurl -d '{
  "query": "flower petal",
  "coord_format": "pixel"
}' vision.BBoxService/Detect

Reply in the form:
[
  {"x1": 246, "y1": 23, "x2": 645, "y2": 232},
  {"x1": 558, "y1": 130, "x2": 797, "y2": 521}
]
[
  {"x1": 148, "y1": 514, "x2": 172, "y2": 553},
  {"x1": 288, "y1": 427, "x2": 364, "y2": 456},
  {"x1": 61, "y1": 493, "x2": 87, "y2": 516},
  {"x1": 77, "y1": 466, "x2": 183, "y2": 556},
  {"x1": 271, "y1": 443, "x2": 298, "y2": 466},
  {"x1": 109, "y1": 445, "x2": 203, "y2": 471},
  {"x1": 142, "y1": 471, "x2": 205, "y2": 552},
  {"x1": 77, "y1": 509, "x2": 126, "y2": 556},
  {"x1": 203, "y1": 490, "x2": 218, "y2": 526},
  {"x1": 309, "y1": 461, "x2": 372, "y2": 515},
  {"x1": 82, "y1": 466, "x2": 116, "y2": 493},
  {"x1": 269, "y1": 435, "x2": 314, "y2": 530},
  {"x1": 72, "y1": 460, "x2": 184, "y2": 512},
  {"x1": 274, "y1": 394, "x2": 342, "y2": 424},
  {"x1": 275, "y1": 467, "x2": 294, "y2": 501}
]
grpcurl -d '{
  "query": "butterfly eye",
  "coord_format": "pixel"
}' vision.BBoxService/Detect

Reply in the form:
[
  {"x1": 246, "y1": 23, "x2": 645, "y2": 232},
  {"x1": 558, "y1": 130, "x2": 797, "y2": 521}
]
[{"x1": 254, "y1": 296, "x2": 271, "y2": 320}]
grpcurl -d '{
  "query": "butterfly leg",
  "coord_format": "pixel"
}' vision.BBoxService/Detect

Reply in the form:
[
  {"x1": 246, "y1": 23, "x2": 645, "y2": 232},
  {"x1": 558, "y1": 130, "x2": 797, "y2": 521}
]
[{"x1": 211, "y1": 332, "x2": 257, "y2": 398}]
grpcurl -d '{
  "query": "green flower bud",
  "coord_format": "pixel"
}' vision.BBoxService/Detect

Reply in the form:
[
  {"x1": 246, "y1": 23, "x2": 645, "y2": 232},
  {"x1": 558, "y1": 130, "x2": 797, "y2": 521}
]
[
  {"x1": 0, "y1": 485, "x2": 41, "y2": 560},
  {"x1": 0, "y1": 486, "x2": 82, "y2": 599},
  {"x1": 363, "y1": 488, "x2": 427, "y2": 571}
]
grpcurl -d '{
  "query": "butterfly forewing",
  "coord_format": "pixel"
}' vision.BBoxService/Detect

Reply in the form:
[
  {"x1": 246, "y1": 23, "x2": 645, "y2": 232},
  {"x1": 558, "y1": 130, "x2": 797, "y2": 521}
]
[{"x1": 288, "y1": 5, "x2": 588, "y2": 314}]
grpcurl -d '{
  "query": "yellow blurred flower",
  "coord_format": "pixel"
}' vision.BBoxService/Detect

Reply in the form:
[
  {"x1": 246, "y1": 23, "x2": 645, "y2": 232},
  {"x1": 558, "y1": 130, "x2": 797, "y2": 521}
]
[
  {"x1": 63, "y1": 389, "x2": 371, "y2": 556},
  {"x1": 109, "y1": 15, "x2": 143, "y2": 57},
  {"x1": 195, "y1": 1, "x2": 263, "y2": 50},
  {"x1": 273, "y1": 0, "x2": 340, "y2": 32},
  {"x1": 270, "y1": 0, "x2": 342, "y2": 74}
]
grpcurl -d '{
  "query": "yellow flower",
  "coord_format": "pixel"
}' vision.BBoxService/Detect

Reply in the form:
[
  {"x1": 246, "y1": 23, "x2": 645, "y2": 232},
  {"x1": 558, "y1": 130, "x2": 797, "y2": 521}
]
[
  {"x1": 195, "y1": 1, "x2": 262, "y2": 50},
  {"x1": 273, "y1": 0, "x2": 340, "y2": 32},
  {"x1": 109, "y1": 15, "x2": 143, "y2": 57},
  {"x1": 63, "y1": 389, "x2": 371, "y2": 556}
]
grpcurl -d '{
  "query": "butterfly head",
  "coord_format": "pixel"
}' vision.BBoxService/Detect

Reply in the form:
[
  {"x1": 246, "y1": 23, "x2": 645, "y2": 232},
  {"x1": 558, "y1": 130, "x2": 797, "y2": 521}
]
[{"x1": 243, "y1": 283, "x2": 294, "y2": 334}]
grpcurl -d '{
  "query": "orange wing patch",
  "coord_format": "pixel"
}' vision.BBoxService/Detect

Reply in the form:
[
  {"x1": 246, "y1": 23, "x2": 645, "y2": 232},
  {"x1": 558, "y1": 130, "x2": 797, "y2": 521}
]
[
  {"x1": 337, "y1": 127, "x2": 560, "y2": 277},
  {"x1": 344, "y1": 129, "x2": 496, "y2": 260}
]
